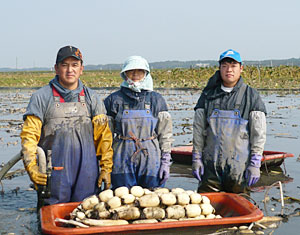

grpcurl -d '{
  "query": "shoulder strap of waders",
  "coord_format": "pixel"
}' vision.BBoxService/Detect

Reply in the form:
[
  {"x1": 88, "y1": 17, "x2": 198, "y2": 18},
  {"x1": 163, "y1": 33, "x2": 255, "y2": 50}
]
[
  {"x1": 52, "y1": 85, "x2": 85, "y2": 103},
  {"x1": 144, "y1": 91, "x2": 151, "y2": 110},
  {"x1": 234, "y1": 83, "x2": 247, "y2": 110}
]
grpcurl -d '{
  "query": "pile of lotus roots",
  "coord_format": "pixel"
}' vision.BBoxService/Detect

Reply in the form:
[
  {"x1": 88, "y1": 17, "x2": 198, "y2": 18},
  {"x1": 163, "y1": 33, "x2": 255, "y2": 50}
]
[{"x1": 70, "y1": 186, "x2": 222, "y2": 226}]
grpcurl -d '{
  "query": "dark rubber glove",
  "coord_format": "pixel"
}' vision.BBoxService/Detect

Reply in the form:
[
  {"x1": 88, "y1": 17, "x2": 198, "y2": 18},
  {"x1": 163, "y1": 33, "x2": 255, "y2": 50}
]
[
  {"x1": 192, "y1": 152, "x2": 204, "y2": 181},
  {"x1": 245, "y1": 154, "x2": 262, "y2": 186}
]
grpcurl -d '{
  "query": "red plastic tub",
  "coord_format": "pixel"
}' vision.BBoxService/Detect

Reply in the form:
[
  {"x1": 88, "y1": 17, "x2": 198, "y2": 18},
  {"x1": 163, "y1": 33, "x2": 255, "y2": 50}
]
[
  {"x1": 171, "y1": 145, "x2": 294, "y2": 167},
  {"x1": 40, "y1": 192, "x2": 263, "y2": 235}
]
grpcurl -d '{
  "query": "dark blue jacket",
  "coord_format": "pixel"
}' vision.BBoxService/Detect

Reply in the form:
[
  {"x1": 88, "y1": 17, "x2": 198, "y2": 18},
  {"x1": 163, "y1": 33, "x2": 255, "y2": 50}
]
[
  {"x1": 195, "y1": 71, "x2": 267, "y2": 120},
  {"x1": 104, "y1": 87, "x2": 168, "y2": 119}
]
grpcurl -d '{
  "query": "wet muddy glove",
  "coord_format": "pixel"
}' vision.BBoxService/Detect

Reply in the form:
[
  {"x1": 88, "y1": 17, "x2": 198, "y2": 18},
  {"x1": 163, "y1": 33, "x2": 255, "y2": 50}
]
[
  {"x1": 159, "y1": 152, "x2": 172, "y2": 185},
  {"x1": 192, "y1": 152, "x2": 204, "y2": 181},
  {"x1": 26, "y1": 161, "x2": 47, "y2": 186},
  {"x1": 98, "y1": 170, "x2": 111, "y2": 189},
  {"x1": 245, "y1": 154, "x2": 262, "y2": 186},
  {"x1": 21, "y1": 115, "x2": 47, "y2": 186}
]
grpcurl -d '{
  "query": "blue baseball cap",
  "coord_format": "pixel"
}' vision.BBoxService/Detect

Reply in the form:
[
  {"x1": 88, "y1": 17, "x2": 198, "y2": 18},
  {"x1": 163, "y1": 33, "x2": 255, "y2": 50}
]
[{"x1": 219, "y1": 49, "x2": 242, "y2": 64}]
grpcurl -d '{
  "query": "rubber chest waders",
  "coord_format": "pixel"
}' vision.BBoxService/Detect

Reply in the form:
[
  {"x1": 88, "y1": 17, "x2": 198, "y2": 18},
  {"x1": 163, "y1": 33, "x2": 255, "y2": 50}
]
[
  {"x1": 111, "y1": 94, "x2": 161, "y2": 189},
  {"x1": 200, "y1": 84, "x2": 249, "y2": 192},
  {"x1": 39, "y1": 86, "x2": 99, "y2": 205}
]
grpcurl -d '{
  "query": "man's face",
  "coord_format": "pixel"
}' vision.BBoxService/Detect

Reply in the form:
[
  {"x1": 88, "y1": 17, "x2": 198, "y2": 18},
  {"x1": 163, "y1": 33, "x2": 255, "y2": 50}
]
[
  {"x1": 55, "y1": 57, "x2": 84, "y2": 90},
  {"x1": 220, "y1": 61, "x2": 243, "y2": 87}
]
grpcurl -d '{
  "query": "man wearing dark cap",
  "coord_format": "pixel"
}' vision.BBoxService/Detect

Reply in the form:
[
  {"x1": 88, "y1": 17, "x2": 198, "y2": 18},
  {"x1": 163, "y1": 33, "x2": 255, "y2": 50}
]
[
  {"x1": 192, "y1": 49, "x2": 267, "y2": 193},
  {"x1": 20, "y1": 46, "x2": 113, "y2": 206}
]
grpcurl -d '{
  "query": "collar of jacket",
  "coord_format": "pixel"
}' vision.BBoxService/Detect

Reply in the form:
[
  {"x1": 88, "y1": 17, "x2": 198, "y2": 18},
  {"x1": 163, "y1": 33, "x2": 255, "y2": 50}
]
[
  {"x1": 49, "y1": 75, "x2": 84, "y2": 102},
  {"x1": 120, "y1": 87, "x2": 150, "y2": 101},
  {"x1": 203, "y1": 71, "x2": 245, "y2": 100}
]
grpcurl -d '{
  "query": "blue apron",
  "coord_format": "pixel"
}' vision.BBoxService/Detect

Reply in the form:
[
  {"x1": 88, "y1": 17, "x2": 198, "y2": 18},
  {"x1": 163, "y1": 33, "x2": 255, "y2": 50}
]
[
  {"x1": 39, "y1": 86, "x2": 99, "y2": 205},
  {"x1": 111, "y1": 95, "x2": 161, "y2": 189},
  {"x1": 199, "y1": 84, "x2": 250, "y2": 192}
]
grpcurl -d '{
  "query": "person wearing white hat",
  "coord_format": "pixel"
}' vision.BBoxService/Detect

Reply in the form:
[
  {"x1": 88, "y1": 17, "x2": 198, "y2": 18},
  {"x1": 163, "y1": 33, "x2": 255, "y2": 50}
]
[{"x1": 104, "y1": 56, "x2": 173, "y2": 189}]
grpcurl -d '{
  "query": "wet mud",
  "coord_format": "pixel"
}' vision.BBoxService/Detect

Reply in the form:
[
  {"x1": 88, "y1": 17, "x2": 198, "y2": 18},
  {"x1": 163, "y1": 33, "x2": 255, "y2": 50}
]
[{"x1": 0, "y1": 88, "x2": 300, "y2": 234}]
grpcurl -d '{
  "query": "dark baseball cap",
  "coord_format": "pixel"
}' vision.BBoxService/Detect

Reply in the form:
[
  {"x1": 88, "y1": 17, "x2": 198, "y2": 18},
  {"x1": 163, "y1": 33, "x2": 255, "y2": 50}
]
[{"x1": 56, "y1": 45, "x2": 83, "y2": 64}]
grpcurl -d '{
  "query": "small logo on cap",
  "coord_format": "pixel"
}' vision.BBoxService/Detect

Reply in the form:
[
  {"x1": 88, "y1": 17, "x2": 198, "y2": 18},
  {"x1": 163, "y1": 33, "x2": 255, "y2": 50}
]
[
  {"x1": 74, "y1": 49, "x2": 82, "y2": 60},
  {"x1": 225, "y1": 50, "x2": 234, "y2": 56}
]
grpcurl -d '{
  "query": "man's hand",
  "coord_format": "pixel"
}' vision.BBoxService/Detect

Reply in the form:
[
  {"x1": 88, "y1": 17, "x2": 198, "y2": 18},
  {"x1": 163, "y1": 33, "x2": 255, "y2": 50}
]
[
  {"x1": 27, "y1": 164, "x2": 47, "y2": 185},
  {"x1": 98, "y1": 170, "x2": 111, "y2": 189}
]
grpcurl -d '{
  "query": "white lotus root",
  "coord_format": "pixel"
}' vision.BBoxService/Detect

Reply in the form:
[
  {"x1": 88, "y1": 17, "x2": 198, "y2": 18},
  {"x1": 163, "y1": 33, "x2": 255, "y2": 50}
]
[
  {"x1": 97, "y1": 210, "x2": 111, "y2": 219},
  {"x1": 114, "y1": 186, "x2": 129, "y2": 197},
  {"x1": 160, "y1": 192, "x2": 177, "y2": 206},
  {"x1": 143, "y1": 188, "x2": 153, "y2": 195},
  {"x1": 177, "y1": 192, "x2": 190, "y2": 205},
  {"x1": 130, "y1": 186, "x2": 144, "y2": 197},
  {"x1": 185, "y1": 190, "x2": 195, "y2": 196},
  {"x1": 171, "y1": 187, "x2": 185, "y2": 195},
  {"x1": 115, "y1": 206, "x2": 141, "y2": 220},
  {"x1": 138, "y1": 194, "x2": 160, "y2": 207},
  {"x1": 99, "y1": 189, "x2": 114, "y2": 202},
  {"x1": 132, "y1": 219, "x2": 158, "y2": 224},
  {"x1": 154, "y1": 188, "x2": 170, "y2": 194},
  {"x1": 166, "y1": 205, "x2": 186, "y2": 219},
  {"x1": 201, "y1": 195, "x2": 210, "y2": 204},
  {"x1": 76, "y1": 211, "x2": 86, "y2": 220},
  {"x1": 179, "y1": 215, "x2": 205, "y2": 221},
  {"x1": 190, "y1": 193, "x2": 202, "y2": 204},
  {"x1": 107, "y1": 196, "x2": 122, "y2": 209},
  {"x1": 185, "y1": 204, "x2": 201, "y2": 218},
  {"x1": 206, "y1": 214, "x2": 216, "y2": 219},
  {"x1": 143, "y1": 207, "x2": 165, "y2": 220},
  {"x1": 121, "y1": 193, "x2": 136, "y2": 204},
  {"x1": 200, "y1": 203, "x2": 215, "y2": 215},
  {"x1": 82, "y1": 219, "x2": 129, "y2": 226},
  {"x1": 161, "y1": 219, "x2": 178, "y2": 222},
  {"x1": 81, "y1": 195, "x2": 99, "y2": 210},
  {"x1": 94, "y1": 202, "x2": 107, "y2": 213}
]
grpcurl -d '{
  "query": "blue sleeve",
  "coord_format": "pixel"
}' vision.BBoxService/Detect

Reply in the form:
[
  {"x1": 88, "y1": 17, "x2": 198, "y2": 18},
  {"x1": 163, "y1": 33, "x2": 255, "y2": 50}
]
[{"x1": 150, "y1": 92, "x2": 168, "y2": 117}]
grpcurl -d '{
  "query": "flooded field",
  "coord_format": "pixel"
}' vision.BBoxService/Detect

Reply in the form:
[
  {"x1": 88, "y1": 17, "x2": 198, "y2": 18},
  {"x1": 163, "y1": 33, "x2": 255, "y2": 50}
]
[{"x1": 0, "y1": 88, "x2": 300, "y2": 234}]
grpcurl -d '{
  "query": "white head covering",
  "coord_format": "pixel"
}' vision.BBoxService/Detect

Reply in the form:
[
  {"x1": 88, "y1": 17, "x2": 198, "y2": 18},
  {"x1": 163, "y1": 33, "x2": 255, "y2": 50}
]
[{"x1": 120, "y1": 56, "x2": 153, "y2": 92}]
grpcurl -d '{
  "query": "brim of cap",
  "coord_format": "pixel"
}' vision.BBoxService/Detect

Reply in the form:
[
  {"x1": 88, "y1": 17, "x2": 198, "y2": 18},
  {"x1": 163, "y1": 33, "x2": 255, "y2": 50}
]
[
  {"x1": 219, "y1": 56, "x2": 242, "y2": 63},
  {"x1": 56, "y1": 55, "x2": 82, "y2": 64}
]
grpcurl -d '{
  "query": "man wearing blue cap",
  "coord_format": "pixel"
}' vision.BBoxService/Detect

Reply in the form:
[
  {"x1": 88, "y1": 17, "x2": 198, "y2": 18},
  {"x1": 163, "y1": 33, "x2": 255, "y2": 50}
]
[{"x1": 192, "y1": 49, "x2": 267, "y2": 193}]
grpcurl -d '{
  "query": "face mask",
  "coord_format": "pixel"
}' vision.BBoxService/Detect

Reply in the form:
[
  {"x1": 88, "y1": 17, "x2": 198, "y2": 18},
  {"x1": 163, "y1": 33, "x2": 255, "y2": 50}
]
[{"x1": 126, "y1": 76, "x2": 145, "y2": 87}]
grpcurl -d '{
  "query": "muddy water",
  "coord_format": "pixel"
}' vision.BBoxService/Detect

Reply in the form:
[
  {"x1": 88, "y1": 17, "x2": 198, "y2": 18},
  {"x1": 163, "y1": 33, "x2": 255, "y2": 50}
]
[{"x1": 0, "y1": 88, "x2": 299, "y2": 234}]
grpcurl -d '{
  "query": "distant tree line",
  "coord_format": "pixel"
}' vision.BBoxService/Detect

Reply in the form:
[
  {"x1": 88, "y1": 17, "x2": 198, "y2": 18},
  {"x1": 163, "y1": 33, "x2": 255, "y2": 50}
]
[{"x1": 1, "y1": 58, "x2": 300, "y2": 72}]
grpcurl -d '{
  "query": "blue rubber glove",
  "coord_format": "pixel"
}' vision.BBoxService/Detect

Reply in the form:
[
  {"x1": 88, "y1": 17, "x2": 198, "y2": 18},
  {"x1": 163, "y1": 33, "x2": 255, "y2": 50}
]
[
  {"x1": 192, "y1": 152, "x2": 204, "y2": 181},
  {"x1": 159, "y1": 152, "x2": 172, "y2": 185},
  {"x1": 245, "y1": 154, "x2": 262, "y2": 186}
]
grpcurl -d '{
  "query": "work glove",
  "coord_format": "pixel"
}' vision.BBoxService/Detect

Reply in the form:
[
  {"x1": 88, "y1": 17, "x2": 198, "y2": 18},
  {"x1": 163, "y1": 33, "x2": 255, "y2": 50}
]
[
  {"x1": 26, "y1": 161, "x2": 47, "y2": 186},
  {"x1": 159, "y1": 152, "x2": 172, "y2": 185},
  {"x1": 98, "y1": 170, "x2": 111, "y2": 189},
  {"x1": 245, "y1": 154, "x2": 262, "y2": 186},
  {"x1": 192, "y1": 152, "x2": 204, "y2": 181}
]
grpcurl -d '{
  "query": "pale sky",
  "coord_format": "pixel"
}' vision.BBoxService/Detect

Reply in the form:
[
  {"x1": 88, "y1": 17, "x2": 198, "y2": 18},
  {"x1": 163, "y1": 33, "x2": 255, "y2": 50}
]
[{"x1": 1, "y1": 0, "x2": 300, "y2": 68}]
